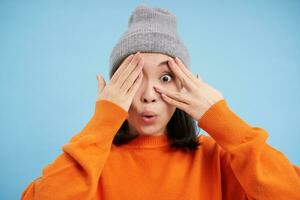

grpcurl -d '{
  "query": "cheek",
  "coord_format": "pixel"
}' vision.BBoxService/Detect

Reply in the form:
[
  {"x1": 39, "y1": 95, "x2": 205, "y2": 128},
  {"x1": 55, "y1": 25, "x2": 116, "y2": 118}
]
[
  {"x1": 127, "y1": 107, "x2": 139, "y2": 127},
  {"x1": 128, "y1": 100, "x2": 138, "y2": 115},
  {"x1": 161, "y1": 100, "x2": 176, "y2": 123},
  {"x1": 165, "y1": 80, "x2": 180, "y2": 91},
  {"x1": 167, "y1": 104, "x2": 176, "y2": 115}
]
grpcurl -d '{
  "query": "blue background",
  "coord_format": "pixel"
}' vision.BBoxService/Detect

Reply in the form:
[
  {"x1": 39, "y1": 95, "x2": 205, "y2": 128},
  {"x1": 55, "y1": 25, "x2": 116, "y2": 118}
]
[{"x1": 1, "y1": 1, "x2": 299, "y2": 199}]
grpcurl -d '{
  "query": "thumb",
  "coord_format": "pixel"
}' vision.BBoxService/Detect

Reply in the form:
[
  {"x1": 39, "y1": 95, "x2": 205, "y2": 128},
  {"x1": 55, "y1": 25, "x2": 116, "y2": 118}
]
[
  {"x1": 96, "y1": 74, "x2": 106, "y2": 95},
  {"x1": 196, "y1": 74, "x2": 204, "y2": 83}
]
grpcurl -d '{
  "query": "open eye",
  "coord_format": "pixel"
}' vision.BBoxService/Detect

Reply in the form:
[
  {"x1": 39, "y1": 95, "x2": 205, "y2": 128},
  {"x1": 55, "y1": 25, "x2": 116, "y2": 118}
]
[{"x1": 160, "y1": 73, "x2": 173, "y2": 83}]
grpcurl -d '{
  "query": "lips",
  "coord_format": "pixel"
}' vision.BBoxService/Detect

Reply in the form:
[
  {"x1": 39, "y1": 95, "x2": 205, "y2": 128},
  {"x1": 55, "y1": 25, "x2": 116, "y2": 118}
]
[
  {"x1": 140, "y1": 111, "x2": 158, "y2": 124},
  {"x1": 140, "y1": 111, "x2": 158, "y2": 117}
]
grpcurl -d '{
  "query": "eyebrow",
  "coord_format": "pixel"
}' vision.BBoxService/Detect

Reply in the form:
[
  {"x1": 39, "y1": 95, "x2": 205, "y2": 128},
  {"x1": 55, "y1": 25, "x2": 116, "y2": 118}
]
[{"x1": 157, "y1": 60, "x2": 170, "y2": 68}]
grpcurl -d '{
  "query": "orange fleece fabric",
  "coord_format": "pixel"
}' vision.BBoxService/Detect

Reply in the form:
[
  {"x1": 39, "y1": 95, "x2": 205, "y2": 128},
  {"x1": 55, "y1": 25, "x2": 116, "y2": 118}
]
[{"x1": 21, "y1": 99, "x2": 300, "y2": 199}]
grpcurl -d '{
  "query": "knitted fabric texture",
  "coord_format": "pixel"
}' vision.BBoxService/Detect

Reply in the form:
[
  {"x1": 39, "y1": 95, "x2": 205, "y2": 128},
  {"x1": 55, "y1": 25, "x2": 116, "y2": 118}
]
[{"x1": 109, "y1": 4, "x2": 191, "y2": 71}]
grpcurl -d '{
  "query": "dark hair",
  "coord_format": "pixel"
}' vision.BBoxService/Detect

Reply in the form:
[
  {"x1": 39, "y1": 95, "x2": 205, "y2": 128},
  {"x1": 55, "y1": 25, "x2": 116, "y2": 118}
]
[{"x1": 109, "y1": 54, "x2": 202, "y2": 153}]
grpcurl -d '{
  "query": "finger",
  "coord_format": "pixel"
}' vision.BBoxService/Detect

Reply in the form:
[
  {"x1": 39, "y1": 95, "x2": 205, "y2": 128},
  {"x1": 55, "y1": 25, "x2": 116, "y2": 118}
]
[
  {"x1": 168, "y1": 58, "x2": 194, "y2": 91},
  {"x1": 196, "y1": 73, "x2": 204, "y2": 83},
  {"x1": 128, "y1": 69, "x2": 143, "y2": 96},
  {"x1": 174, "y1": 57, "x2": 200, "y2": 85},
  {"x1": 154, "y1": 86, "x2": 191, "y2": 105},
  {"x1": 116, "y1": 52, "x2": 142, "y2": 88},
  {"x1": 96, "y1": 74, "x2": 106, "y2": 95},
  {"x1": 160, "y1": 93, "x2": 187, "y2": 111},
  {"x1": 110, "y1": 53, "x2": 134, "y2": 83},
  {"x1": 121, "y1": 59, "x2": 144, "y2": 92}
]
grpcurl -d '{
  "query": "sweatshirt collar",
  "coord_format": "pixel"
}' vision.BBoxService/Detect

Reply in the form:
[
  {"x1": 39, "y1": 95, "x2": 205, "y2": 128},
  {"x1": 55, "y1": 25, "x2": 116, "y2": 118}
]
[{"x1": 122, "y1": 133, "x2": 169, "y2": 148}]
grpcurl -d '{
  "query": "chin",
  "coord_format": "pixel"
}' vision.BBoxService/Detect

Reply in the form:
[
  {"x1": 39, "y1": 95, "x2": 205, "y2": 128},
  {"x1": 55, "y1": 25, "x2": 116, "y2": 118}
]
[
  {"x1": 139, "y1": 131, "x2": 163, "y2": 136},
  {"x1": 135, "y1": 125, "x2": 166, "y2": 136}
]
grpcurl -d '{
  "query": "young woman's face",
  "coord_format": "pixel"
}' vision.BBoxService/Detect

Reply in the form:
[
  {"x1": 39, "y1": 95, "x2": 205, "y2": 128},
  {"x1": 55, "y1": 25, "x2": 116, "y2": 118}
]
[{"x1": 127, "y1": 53, "x2": 182, "y2": 136}]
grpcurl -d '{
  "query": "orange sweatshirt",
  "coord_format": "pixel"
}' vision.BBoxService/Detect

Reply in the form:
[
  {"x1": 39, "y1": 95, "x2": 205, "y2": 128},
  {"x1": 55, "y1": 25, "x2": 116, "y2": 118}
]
[{"x1": 21, "y1": 99, "x2": 300, "y2": 200}]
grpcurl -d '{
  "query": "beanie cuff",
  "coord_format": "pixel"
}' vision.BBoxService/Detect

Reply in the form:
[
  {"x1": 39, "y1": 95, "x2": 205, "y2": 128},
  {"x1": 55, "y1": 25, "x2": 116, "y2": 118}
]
[{"x1": 109, "y1": 31, "x2": 190, "y2": 71}]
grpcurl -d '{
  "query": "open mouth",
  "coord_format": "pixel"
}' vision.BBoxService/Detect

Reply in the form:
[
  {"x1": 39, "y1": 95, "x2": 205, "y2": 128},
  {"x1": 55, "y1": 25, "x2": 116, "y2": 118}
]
[
  {"x1": 140, "y1": 110, "x2": 158, "y2": 124},
  {"x1": 143, "y1": 115, "x2": 155, "y2": 118},
  {"x1": 141, "y1": 115, "x2": 158, "y2": 123}
]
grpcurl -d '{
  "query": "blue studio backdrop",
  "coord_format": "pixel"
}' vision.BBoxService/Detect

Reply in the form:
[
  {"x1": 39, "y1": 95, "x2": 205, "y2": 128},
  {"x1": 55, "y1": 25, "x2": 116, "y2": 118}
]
[{"x1": 0, "y1": 1, "x2": 299, "y2": 199}]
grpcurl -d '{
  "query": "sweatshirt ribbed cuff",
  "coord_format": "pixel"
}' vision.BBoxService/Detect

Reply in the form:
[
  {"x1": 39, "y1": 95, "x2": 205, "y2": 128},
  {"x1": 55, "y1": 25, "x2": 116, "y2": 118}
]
[
  {"x1": 78, "y1": 100, "x2": 129, "y2": 145},
  {"x1": 197, "y1": 99, "x2": 253, "y2": 152},
  {"x1": 93, "y1": 100, "x2": 128, "y2": 126}
]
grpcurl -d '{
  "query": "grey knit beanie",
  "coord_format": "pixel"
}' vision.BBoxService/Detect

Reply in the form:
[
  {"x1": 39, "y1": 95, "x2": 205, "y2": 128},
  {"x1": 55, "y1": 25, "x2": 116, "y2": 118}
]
[{"x1": 109, "y1": 4, "x2": 190, "y2": 72}]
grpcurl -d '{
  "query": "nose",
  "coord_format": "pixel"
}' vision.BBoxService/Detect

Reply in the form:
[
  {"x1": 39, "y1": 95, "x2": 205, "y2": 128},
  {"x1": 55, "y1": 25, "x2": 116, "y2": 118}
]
[
  {"x1": 142, "y1": 89, "x2": 158, "y2": 103},
  {"x1": 143, "y1": 98, "x2": 155, "y2": 103},
  {"x1": 140, "y1": 81, "x2": 160, "y2": 103}
]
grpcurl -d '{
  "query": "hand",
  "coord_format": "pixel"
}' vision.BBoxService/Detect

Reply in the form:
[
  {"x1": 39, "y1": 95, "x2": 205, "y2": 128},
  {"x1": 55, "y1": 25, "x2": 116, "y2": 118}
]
[
  {"x1": 96, "y1": 52, "x2": 144, "y2": 112},
  {"x1": 153, "y1": 57, "x2": 224, "y2": 121}
]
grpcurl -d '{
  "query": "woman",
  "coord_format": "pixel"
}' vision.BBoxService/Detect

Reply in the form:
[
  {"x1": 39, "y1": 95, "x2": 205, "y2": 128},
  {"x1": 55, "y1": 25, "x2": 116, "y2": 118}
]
[{"x1": 22, "y1": 4, "x2": 300, "y2": 200}]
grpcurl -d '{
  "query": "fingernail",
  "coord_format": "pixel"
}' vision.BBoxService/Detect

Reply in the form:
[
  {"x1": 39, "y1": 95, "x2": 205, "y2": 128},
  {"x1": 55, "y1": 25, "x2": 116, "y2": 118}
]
[
  {"x1": 175, "y1": 57, "x2": 179, "y2": 63},
  {"x1": 154, "y1": 86, "x2": 161, "y2": 91}
]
